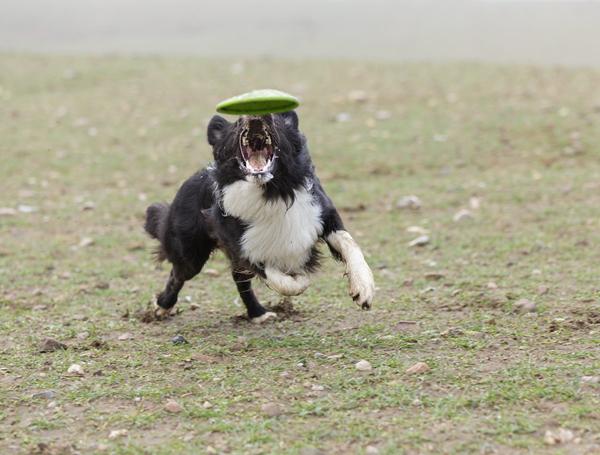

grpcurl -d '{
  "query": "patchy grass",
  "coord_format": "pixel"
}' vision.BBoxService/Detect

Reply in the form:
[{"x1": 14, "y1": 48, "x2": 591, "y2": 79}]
[{"x1": 1, "y1": 54, "x2": 599, "y2": 454}]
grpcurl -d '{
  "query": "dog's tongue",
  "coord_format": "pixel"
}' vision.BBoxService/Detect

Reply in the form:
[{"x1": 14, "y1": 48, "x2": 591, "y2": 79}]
[{"x1": 248, "y1": 149, "x2": 269, "y2": 171}]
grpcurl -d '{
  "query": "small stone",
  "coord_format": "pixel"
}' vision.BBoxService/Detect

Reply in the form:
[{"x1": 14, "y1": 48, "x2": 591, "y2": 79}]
[
  {"x1": 17, "y1": 204, "x2": 37, "y2": 213},
  {"x1": 335, "y1": 112, "x2": 351, "y2": 123},
  {"x1": 581, "y1": 376, "x2": 599, "y2": 384},
  {"x1": 487, "y1": 282, "x2": 498, "y2": 289},
  {"x1": 118, "y1": 333, "x2": 133, "y2": 341},
  {"x1": 0, "y1": 207, "x2": 17, "y2": 216},
  {"x1": 108, "y1": 429, "x2": 128, "y2": 439},
  {"x1": 82, "y1": 201, "x2": 96, "y2": 211},
  {"x1": 189, "y1": 303, "x2": 201, "y2": 310},
  {"x1": 453, "y1": 209, "x2": 473, "y2": 222},
  {"x1": 375, "y1": 110, "x2": 391, "y2": 120},
  {"x1": 513, "y1": 298, "x2": 536, "y2": 313},
  {"x1": 78, "y1": 237, "x2": 94, "y2": 248},
  {"x1": 406, "y1": 362, "x2": 430, "y2": 375},
  {"x1": 39, "y1": 338, "x2": 67, "y2": 353},
  {"x1": 311, "y1": 384, "x2": 325, "y2": 392},
  {"x1": 355, "y1": 360, "x2": 372, "y2": 371},
  {"x1": 32, "y1": 390, "x2": 56, "y2": 400},
  {"x1": 469, "y1": 197, "x2": 481, "y2": 210},
  {"x1": 164, "y1": 399, "x2": 183, "y2": 413},
  {"x1": 408, "y1": 235, "x2": 430, "y2": 247},
  {"x1": 204, "y1": 268, "x2": 220, "y2": 277},
  {"x1": 406, "y1": 226, "x2": 428, "y2": 235},
  {"x1": 537, "y1": 285, "x2": 549, "y2": 295},
  {"x1": 32, "y1": 304, "x2": 47, "y2": 311},
  {"x1": 171, "y1": 334, "x2": 188, "y2": 345},
  {"x1": 544, "y1": 428, "x2": 575, "y2": 445},
  {"x1": 261, "y1": 402, "x2": 285, "y2": 417},
  {"x1": 202, "y1": 401, "x2": 213, "y2": 409},
  {"x1": 67, "y1": 364, "x2": 84, "y2": 376},
  {"x1": 348, "y1": 90, "x2": 369, "y2": 103},
  {"x1": 424, "y1": 272, "x2": 445, "y2": 281},
  {"x1": 396, "y1": 195, "x2": 421, "y2": 210},
  {"x1": 365, "y1": 446, "x2": 380, "y2": 455}
]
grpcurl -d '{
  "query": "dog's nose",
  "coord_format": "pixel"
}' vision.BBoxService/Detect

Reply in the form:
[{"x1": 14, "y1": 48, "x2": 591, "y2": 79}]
[{"x1": 248, "y1": 119, "x2": 264, "y2": 134}]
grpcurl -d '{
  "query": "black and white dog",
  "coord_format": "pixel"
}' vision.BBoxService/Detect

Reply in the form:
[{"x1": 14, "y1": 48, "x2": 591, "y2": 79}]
[{"x1": 144, "y1": 111, "x2": 374, "y2": 323}]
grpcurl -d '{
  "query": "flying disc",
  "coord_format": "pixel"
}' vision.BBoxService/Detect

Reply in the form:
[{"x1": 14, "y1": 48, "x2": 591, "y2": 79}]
[{"x1": 216, "y1": 89, "x2": 299, "y2": 115}]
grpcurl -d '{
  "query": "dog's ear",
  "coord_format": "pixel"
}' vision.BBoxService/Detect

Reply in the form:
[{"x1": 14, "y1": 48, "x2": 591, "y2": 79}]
[
  {"x1": 207, "y1": 115, "x2": 230, "y2": 146},
  {"x1": 280, "y1": 110, "x2": 299, "y2": 131}
]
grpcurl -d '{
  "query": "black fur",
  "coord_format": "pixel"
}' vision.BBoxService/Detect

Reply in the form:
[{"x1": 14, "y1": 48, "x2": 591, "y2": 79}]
[{"x1": 145, "y1": 111, "x2": 346, "y2": 320}]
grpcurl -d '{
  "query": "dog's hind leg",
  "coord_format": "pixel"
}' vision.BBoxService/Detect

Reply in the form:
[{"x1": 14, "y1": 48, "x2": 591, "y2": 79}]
[
  {"x1": 154, "y1": 268, "x2": 186, "y2": 318},
  {"x1": 154, "y1": 244, "x2": 214, "y2": 318},
  {"x1": 232, "y1": 271, "x2": 277, "y2": 324}
]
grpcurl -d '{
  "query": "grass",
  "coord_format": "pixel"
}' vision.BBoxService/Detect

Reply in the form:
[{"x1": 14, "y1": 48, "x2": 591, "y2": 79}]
[{"x1": 0, "y1": 54, "x2": 599, "y2": 454}]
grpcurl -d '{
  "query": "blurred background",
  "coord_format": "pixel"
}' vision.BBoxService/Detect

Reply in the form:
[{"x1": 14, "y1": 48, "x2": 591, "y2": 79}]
[{"x1": 2, "y1": 0, "x2": 600, "y2": 66}]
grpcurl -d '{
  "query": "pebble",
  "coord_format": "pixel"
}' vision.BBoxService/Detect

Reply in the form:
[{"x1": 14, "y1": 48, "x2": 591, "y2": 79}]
[
  {"x1": 424, "y1": 272, "x2": 445, "y2": 281},
  {"x1": 335, "y1": 112, "x2": 351, "y2": 123},
  {"x1": 408, "y1": 235, "x2": 430, "y2": 247},
  {"x1": 67, "y1": 364, "x2": 84, "y2": 376},
  {"x1": 78, "y1": 237, "x2": 94, "y2": 248},
  {"x1": 171, "y1": 334, "x2": 188, "y2": 345},
  {"x1": 469, "y1": 197, "x2": 481, "y2": 210},
  {"x1": 375, "y1": 110, "x2": 391, "y2": 120},
  {"x1": 544, "y1": 428, "x2": 575, "y2": 445},
  {"x1": 32, "y1": 390, "x2": 56, "y2": 400},
  {"x1": 513, "y1": 298, "x2": 537, "y2": 313},
  {"x1": 355, "y1": 360, "x2": 372, "y2": 371},
  {"x1": 406, "y1": 362, "x2": 430, "y2": 375},
  {"x1": 311, "y1": 384, "x2": 325, "y2": 392},
  {"x1": 261, "y1": 402, "x2": 285, "y2": 417},
  {"x1": 453, "y1": 209, "x2": 473, "y2": 222},
  {"x1": 581, "y1": 376, "x2": 599, "y2": 384},
  {"x1": 108, "y1": 429, "x2": 128, "y2": 439},
  {"x1": 396, "y1": 195, "x2": 421, "y2": 210},
  {"x1": 202, "y1": 401, "x2": 213, "y2": 409},
  {"x1": 38, "y1": 338, "x2": 67, "y2": 353},
  {"x1": 537, "y1": 285, "x2": 549, "y2": 295},
  {"x1": 487, "y1": 282, "x2": 498, "y2": 289},
  {"x1": 204, "y1": 268, "x2": 220, "y2": 277},
  {"x1": 164, "y1": 399, "x2": 183, "y2": 413},
  {"x1": 348, "y1": 90, "x2": 369, "y2": 103},
  {"x1": 406, "y1": 226, "x2": 428, "y2": 235},
  {"x1": 365, "y1": 446, "x2": 380, "y2": 455},
  {"x1": 117, "y1": 332, "x2": 133, "y2": 341}
]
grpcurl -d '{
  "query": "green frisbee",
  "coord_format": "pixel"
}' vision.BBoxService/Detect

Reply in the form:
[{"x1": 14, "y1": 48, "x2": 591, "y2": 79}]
[{"x1": 216, "y1": 89, "x2": 299, "y2": 116}]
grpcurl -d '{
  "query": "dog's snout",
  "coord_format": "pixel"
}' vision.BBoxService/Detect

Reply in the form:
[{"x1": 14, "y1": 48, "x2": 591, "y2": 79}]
[{"x1": 248, "y1": 119, "x2": 264, "y2": 133}]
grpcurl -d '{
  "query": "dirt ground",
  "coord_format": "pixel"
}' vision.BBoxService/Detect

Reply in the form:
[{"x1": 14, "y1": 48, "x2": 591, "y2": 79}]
[{"x1": 0, "y1": 55, "x2": 599, "y2": 454}]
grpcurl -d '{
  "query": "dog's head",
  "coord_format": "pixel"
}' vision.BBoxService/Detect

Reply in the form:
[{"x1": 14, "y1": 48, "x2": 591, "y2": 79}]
[{"x1": 207, "y1": 112, "x2": 309, "y2": 191}]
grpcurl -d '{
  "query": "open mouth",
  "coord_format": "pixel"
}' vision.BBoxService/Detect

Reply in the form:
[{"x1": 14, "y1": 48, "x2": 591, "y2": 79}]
[{"x1": 239, "y1": 118, "x2": 275, "y2": 175}]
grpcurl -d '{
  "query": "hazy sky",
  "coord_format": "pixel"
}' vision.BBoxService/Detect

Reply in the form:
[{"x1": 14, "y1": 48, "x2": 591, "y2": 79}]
[{"x1": 1, "y1": 0, "x2": 599, "y2": 66}]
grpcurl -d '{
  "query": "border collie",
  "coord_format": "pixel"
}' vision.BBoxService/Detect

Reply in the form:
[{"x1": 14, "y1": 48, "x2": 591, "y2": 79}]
[{"x1": 144, "y1": 111, "x2": 374, "y2": 323}]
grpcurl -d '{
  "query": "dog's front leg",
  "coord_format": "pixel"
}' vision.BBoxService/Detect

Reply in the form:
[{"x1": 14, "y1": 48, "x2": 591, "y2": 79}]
[{"x1": 326, "y1": 230, "x2": 375, "y2": 309}]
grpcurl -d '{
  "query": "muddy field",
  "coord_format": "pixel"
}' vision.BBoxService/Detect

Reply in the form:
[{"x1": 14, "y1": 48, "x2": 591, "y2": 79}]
[{"x1": 0, "y1": 55, "x2": 599, "y2": 454}]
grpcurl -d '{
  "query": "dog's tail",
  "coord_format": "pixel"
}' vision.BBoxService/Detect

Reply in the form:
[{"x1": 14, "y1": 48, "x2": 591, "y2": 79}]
[
  {"x1": 144, "y1": 203, "x2": 169, "y2": 239},
  {"x1": 144, "y1": 203, "x2": 169, "y2": 261}
]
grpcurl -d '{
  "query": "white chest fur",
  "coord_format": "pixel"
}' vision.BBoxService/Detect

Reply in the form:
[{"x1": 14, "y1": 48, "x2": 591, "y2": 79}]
[{"x1": 221, "y1": 180, "x2": 323, "y2": 273}]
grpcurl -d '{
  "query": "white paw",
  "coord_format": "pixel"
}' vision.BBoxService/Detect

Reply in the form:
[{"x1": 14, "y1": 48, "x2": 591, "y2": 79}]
[
  {"x1": 265, "y1": 268, "x2": 310, "y2": 296},
  {"x1": 251, "y1": 311, "x2": 278, "y2": 324},
  {"x1": 347, "y1": 262, "x2": 375, "y2": 310}
]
